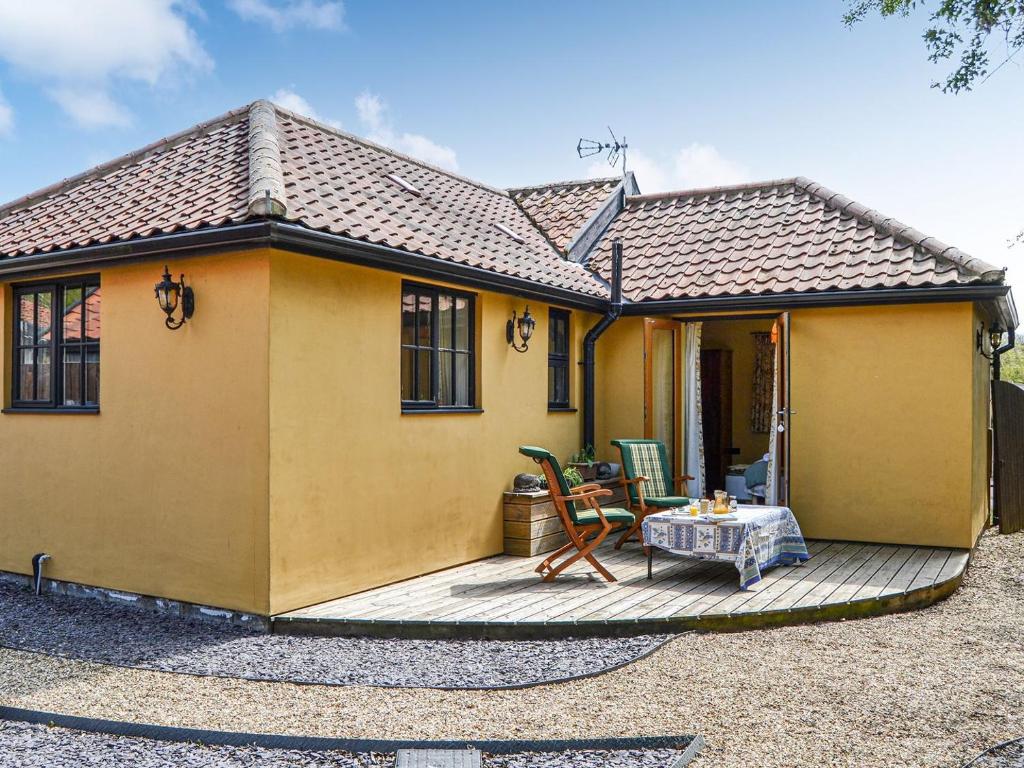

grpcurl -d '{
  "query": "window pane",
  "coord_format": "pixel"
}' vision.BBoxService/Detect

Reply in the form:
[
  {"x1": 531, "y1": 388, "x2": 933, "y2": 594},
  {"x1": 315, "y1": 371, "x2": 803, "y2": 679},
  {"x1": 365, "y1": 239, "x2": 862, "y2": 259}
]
[
  {"x1": 84, "y1": 286, "x2": 101, "y2": 343},
  {"x1": 63, "y1": 286, "x2": 83, "y2": 341},
  {"x1": 455, "y1": 353, "x2": 470, "y2": 406},
  {"x1": 556, "y1": 367, "x2": 569, "y2": 406},
  {"x1": 401, "y1": 292, "x2": 416, "y2": 346},
  {"x1": 62, "y1": 348, "x2": 82, "y2": 406},
  {"x1": 455, "y1": 297, "x2": 470, "y2": 351},
  {"x1": 549, "y1": 311, "x2": 568, "y2": 355},
  {"x1": 417, "y1": 295, "x2": 433, "y2": 346},
  {"x1": 438, "y1": 294, "x2": 454, "y2": 350},
  {"x1": 19, "y1": 348, "x2": 33, "y2": 400},
  {"x1": 416, "y1": 349, "x2": 432, "y2": 401},
  {"x1": 36, "y1": 347, "x2": 51, "y2": 401},
  {"x1": 548, "y1": 365, "x2": 556, "y2": 404},
  {"x1": 36, "y1": 291, "x2": 53, "y2": 344},
  {"x1": 401, "y1": 348, "x2": 415, "y2": 400},
  {"x1": 18, "y1": 294, "x2": 34, "y2": 346},
  {"x1": 85, "y1": 347, "x2": 100, "y2": 405},
  {"x1": 438, "y1": 350, "x2": 453, "y2": 405}
]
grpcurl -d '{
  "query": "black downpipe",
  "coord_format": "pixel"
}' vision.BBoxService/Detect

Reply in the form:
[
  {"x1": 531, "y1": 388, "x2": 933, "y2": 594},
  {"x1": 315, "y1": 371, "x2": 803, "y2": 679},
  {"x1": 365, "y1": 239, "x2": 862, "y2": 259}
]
[
  {"x1": 993, "y1": 327, "x2": 1016, "y2": 380},
  {"x1": 582, "y1": 240, "x2": 623, "y2": 450}
]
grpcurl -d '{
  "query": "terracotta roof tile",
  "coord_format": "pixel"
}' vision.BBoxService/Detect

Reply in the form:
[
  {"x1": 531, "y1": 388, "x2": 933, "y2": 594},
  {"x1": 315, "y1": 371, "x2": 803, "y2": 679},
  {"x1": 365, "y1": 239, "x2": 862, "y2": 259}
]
[
  {"x1": 508, "y1": 178, "x2": 620, "y2": 253},
  {"x1": 0, "y1": 103, "x2": 1005, "y2": 306},
  {"x1": 0, "y1": 110, "x2": 251, "y2": 257},
  {"x1": 586, "y1": 178, "x2": 1005, "y2": 302}
]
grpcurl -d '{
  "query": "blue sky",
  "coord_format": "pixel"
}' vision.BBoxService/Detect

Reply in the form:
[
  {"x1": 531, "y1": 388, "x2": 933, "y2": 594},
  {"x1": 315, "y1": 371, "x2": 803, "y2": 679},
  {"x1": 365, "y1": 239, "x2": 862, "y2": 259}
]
[{"x1": 0, "y1": 1, "x2": 1021, "y2": 288}]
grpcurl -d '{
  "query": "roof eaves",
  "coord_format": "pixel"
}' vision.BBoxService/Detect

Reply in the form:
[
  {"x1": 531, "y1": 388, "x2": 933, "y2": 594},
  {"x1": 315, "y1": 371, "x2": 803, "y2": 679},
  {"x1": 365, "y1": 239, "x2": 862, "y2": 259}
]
[{"x1": 794, "y1": 176, "x2": 1004, "y2": 282}]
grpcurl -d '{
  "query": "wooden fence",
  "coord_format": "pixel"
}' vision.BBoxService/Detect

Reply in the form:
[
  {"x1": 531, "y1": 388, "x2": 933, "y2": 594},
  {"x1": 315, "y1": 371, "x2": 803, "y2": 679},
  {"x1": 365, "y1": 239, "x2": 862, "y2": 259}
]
[{"x1": 994, "y1": 381, "x2": 1024, "y2": 534}]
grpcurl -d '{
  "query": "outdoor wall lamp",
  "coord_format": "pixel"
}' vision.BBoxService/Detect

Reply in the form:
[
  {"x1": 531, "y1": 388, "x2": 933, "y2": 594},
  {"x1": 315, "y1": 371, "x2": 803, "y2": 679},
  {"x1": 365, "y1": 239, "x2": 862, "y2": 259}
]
[
  {"x1": 989, "y1": 324, "x2": 1005, "y2": 352},
  {"x1": 154, "y1": 265, "x2": 195, "y2": 330},
  {"x1": 977, "y1": 323, "x2": 1005, "y2": 359},
  {"x1": 506, "y1": 306, "x2": 536, "y2": 353}
]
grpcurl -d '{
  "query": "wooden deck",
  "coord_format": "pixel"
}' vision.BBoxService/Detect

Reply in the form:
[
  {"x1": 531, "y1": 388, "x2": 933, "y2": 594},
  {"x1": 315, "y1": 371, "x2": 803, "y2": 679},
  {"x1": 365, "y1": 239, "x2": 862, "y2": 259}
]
[{"x1": 273, "y1": 540, "x2": 970, "y2": 639}]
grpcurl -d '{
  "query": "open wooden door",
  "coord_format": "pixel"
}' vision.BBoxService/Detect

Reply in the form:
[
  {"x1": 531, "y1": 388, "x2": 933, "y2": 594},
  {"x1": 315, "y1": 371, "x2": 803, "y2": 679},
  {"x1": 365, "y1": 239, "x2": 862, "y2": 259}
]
[
  {"x1": 768, "y1": 312, "x2": 791, "y2": 506},
  {"x1": 644, "y1": 319, "x2": 681, "y2": 477}
]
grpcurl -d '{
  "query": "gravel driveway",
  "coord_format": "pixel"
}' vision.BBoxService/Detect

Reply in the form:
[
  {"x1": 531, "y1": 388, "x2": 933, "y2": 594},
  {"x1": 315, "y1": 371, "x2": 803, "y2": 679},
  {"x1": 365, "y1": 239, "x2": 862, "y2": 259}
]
[
  {"x1": 0, "y1": 579, "x2": 667, "y2": 689},
  {"x1": 1, "y1": 529, "x2": 1022, "y2": 767}
]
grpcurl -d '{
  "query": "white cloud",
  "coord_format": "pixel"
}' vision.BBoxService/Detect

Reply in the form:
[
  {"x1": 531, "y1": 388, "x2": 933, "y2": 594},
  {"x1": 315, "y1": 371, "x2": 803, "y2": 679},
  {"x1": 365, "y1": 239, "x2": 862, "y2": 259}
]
[
  {"x1": 229, "y1": 0, "x2": 344, "y2": 31},
  {"x1": 49, "y1": 87, "x2": 132, "y2": 129},
  {"x1": 0, "y1": 84, "x2": 11, "y2": 137},
  {"x1": 355, "y1": 91, "x2": 458, "y2": 171},
  {"x1": 0, "y1": 0, "x2": 210, "y2": 128},
  {"x1": 588, "y1": 143, "x2": 750, "y2": 195},
  {"x1": 270, "y1": 88, "x2": 341, "y2": 128},
  {"x1": 672, "y1": 143, "x2": 749, "y2": 190}
]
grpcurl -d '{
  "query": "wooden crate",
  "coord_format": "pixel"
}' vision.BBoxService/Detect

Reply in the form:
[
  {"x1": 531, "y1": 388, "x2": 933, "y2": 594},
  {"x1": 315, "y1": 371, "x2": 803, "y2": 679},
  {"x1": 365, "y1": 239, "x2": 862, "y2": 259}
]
[{"x1": 502, "y1": 477, "x2": 627, "y2": 556}]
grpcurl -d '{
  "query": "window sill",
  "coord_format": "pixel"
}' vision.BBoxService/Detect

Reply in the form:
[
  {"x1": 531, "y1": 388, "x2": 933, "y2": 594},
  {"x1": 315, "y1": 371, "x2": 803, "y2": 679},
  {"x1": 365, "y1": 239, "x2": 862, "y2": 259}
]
[
  {"x1": 401, "y1": 407, "x2": 484, "y2": 415},
  {"x1": 548, "y1": 406, "x2": 577, "y2": 413},
  {"x1": 3, "y1": 407, "x2": 100, "y2": 415}
]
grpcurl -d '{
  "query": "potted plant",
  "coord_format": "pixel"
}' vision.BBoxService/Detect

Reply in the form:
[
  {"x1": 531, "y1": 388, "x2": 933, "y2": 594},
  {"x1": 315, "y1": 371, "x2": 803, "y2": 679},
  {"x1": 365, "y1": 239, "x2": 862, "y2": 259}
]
[
  {"x1": 567, "y1": 445, "x2": 598, "y2": 481},
  {"x1": 562, "y1": 464, "x2": 585, "y2": 488}
]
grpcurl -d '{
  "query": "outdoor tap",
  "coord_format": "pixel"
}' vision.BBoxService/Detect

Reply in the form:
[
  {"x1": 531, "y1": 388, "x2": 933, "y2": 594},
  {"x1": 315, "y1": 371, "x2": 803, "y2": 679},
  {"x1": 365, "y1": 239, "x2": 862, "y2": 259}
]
[{"x1": 31, "y1": 553, "x2": 51, "y2": 596}]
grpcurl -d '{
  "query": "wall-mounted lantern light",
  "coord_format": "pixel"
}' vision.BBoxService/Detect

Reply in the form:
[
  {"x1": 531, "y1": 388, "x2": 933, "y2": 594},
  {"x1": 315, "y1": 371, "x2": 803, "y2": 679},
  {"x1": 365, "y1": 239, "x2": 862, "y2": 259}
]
[
  {"x1": 989, "y1": 324, "x2": 1005, "y2": 353},
  {"x1": 154, "y1": 265, "x2": 195, "y2": 330},
  {"x1": 506, "y1": 306, "x2": 536, "y2": 353}
]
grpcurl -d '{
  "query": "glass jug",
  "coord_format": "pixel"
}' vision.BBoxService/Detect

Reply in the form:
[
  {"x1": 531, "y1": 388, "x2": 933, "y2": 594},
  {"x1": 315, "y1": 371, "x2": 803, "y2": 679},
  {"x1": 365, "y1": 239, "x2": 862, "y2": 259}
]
[{"x1": 713, "y1": 490, "x2": 729, "y2": 515}]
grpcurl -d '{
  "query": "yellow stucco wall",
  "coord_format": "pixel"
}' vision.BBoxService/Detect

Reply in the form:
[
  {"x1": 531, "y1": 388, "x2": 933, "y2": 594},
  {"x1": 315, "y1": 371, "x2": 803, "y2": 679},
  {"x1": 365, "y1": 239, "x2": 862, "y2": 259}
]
[
  {"x1": 0, "y1": 251, "x2": 271, "y2": 613},
  {"x1": 600, "y1": 303, "x2": 985, "y2": 549},
  {"x1": 788, "y1": 302, "x2": 978, "y2": 548},
  {"x1": 594, "y1": 317, "x2": 646, "y2": 458},
  {"x1": 266, "y1": 251, "x2": 594, "y2": 613},
  {"x1": 970, "y1": 304, "x2": 993, "y2": 544}
]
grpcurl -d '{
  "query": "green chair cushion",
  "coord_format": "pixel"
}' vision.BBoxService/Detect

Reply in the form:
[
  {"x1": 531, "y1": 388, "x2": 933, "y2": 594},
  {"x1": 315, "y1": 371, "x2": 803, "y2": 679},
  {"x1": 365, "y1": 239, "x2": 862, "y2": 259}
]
[
  {"x1": 574, "y1": 508, "x2": 635, "y2": 526},
  {"x1": 644, "y1": 496, "x2": 690, "y2": 508},
  {"x1": 611, "y1": 439, "x2": 676, "y2": 505}
]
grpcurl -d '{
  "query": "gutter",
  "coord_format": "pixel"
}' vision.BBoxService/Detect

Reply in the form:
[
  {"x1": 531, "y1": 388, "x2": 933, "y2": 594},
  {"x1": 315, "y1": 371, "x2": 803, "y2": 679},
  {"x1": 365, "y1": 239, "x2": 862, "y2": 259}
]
[
  {"x1": 269, "y1": 222, "x2": 607, "y2": 312},
  {"x1": 0, "y1": 221, "x2": 608, "y2": 313},
  {"x1": 582, "y1": 240, "x2": 623, "y2": 450},
  {"x1": 619, "y1": 283, "x2": 1015, "y2": 316}
]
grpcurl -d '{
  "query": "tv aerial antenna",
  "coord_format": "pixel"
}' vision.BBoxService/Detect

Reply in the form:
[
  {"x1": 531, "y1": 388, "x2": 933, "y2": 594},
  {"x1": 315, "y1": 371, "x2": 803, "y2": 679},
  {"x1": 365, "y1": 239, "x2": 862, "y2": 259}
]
[{"x1": 577, "y1": 127, "x2": 628, "y2": 176}]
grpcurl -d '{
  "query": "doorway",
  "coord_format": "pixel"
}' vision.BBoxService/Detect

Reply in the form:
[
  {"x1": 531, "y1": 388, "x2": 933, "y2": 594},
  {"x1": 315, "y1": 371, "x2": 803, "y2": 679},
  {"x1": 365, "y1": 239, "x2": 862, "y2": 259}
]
[{"x1": 693, "y1": 314, "x2": 789, "y2": 505}]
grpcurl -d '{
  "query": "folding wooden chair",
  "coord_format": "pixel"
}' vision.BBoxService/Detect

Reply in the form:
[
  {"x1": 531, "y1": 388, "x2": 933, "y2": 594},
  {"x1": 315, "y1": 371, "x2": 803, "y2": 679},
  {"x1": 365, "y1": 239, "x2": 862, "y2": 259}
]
[
  {"x1": 519, "y1": 445, "x2": 635, "y2": 582},
  {"x1": 611, "y1": 438, "x2": 694, "y2": 549}
]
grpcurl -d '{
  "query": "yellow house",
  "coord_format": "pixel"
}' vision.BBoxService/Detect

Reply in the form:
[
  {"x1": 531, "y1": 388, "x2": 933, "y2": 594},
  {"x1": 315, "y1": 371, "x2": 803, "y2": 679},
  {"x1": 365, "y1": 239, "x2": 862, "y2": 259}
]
[{"x1": 0, "y1": 101, "x2": 1016, "y2": 619}]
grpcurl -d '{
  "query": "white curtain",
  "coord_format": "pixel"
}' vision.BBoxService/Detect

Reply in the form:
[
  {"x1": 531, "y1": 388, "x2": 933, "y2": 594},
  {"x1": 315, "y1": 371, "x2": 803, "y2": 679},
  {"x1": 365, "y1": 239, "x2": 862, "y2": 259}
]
[
  {"x1": 683, "y1": 322, "x2": 705, "y2": 498},
  {"x1": 765, "y1": 367, "x2": 780, "y2": 505}
]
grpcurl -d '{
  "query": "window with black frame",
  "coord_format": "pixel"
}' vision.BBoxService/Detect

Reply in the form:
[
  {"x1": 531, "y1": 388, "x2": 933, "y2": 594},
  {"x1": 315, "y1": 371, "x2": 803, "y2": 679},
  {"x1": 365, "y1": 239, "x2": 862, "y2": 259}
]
[
  {"x1": 548, "y1": 308, "x2": 570, "y2": 409},
  {"x1": 12, "y1": 277, "x2": 100, "y2": 410},
  {"x1": 400, "y1": 282, "x2": 475, "y2": 410}
]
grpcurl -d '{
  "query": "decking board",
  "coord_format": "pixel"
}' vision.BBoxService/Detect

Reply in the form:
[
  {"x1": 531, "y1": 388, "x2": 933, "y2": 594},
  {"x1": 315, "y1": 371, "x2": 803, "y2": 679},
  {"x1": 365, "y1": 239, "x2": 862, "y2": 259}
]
[{"x1": 275, "y1": 538, "x2": 969, "y2": 637}]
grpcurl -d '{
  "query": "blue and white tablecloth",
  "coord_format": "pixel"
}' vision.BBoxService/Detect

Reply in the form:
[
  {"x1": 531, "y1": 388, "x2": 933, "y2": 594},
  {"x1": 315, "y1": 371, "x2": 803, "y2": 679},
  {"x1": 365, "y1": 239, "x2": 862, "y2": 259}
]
[{"x1": 641, "y1": 505, "x2": 809, "y2": 589}]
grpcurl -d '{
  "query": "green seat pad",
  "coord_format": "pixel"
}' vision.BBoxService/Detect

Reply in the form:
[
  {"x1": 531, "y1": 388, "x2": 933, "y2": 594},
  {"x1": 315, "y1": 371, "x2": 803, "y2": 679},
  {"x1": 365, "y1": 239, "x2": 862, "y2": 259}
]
[
  {"x1": 644, "y1": 496, "x2": 690, "y2": 508},
  {"x1": 574, "y1": 508, "x2": 635, "y2": 526}
]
